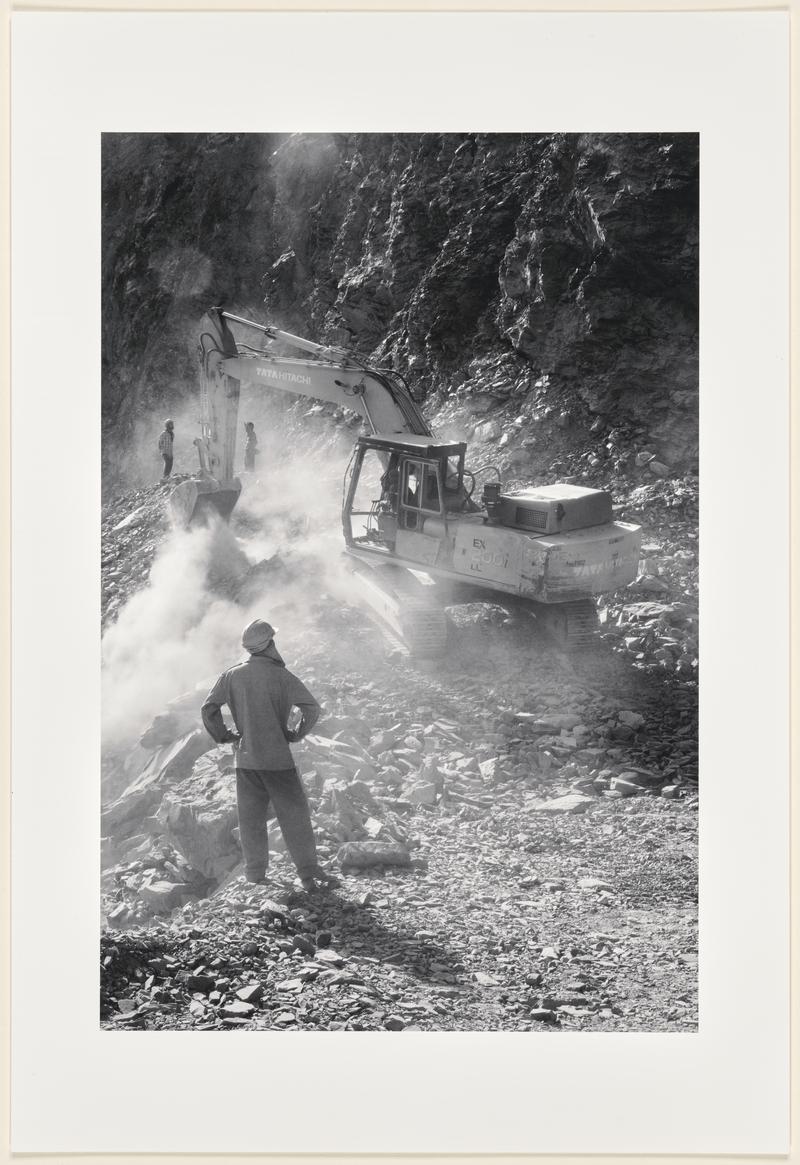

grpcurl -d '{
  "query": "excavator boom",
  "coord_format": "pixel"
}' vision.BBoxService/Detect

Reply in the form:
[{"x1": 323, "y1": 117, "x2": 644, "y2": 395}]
[{"x1": 171, "y1": 307, "x2": 430, "y2": 526}]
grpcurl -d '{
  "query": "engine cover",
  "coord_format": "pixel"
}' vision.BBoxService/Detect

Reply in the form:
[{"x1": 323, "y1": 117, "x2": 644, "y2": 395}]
[{"x1": 496, "y1": 484, "x2": 612, "y2": 535}]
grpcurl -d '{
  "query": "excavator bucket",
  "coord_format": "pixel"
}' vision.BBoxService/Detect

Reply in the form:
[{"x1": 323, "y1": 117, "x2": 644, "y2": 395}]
[{"x1": 168, "y1": 477, "x2": 242, "y2": 528}]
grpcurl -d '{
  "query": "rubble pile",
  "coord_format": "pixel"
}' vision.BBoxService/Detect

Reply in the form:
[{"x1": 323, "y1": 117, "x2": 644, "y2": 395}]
[
  {"x1": 102, "y1": 587, "x2": 698, "y2": 1031},
  {"x1": 101, "y1": 456, "x2": 698, "y2": 1030},
  {"x1": 102, "y1": 783, "x2": 697, "y2": 1032}
]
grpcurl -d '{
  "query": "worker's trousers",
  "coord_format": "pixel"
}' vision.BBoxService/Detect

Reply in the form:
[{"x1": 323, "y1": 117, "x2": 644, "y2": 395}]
[
  {"x1": 162, "y1": 454, "x2": 173, "y2": 477},
  {"x1": 235, "y1": 766, "x2": 318, "y2": 882}
]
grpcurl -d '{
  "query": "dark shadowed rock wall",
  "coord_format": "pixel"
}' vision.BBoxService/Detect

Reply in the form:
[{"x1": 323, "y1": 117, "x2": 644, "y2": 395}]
[{"x1": 102, "y1": 131, "x2": 698, "y2": 486}]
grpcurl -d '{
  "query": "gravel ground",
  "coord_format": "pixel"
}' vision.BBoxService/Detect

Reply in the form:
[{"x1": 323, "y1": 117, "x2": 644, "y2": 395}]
[
  {"x1": 102, "y1": 600, "x2": 697, "y2": 1031},
  {"x1": 101, "y1": 470, "x2": 698, "y2": 1032}
]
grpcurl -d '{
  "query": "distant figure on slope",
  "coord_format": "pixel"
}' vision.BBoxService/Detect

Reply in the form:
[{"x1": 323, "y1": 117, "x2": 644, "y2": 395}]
[
  {"x1": 157, "y1": 419, "x2": 174, "y2": 478},
  {"x1": 244, "y1": 421, "x2": 259, "y2": 472},
  {"x1": 201, "y1": 618, "x2": 339, "y2": 893}
]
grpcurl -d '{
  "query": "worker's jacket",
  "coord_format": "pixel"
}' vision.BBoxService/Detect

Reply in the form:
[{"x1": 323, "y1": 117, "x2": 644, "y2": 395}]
[
  {"x1": 201, "y1": 650, "x2": 321, "y2": 770},
  {"x1": 158, "y1": 430, "x2": 174, "y2": 455}
]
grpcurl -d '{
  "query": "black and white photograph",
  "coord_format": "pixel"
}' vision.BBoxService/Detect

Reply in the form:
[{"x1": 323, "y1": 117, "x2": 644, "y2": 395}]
[
  {"x1": 10, "y1": 8, "x2": 790, "y2": 1156},
  {"x1": 99, "y1": 130, "x2": 700, "y2": 1033}
]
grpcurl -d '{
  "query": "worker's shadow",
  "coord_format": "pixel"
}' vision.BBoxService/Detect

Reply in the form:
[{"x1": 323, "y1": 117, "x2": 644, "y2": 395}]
[{"x1": 295, "y1": 879, "x2": 464, "y2": 986}]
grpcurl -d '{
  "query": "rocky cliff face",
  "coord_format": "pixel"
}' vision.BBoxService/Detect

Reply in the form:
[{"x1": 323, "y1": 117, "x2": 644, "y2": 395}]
[{"x1": 102, "y1": 132, "x2": 698, "y2": 488}]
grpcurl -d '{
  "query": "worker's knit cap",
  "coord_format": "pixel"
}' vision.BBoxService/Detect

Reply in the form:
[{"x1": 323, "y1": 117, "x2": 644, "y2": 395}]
[{"x1": 242, "y1": 619, "x2": 277, "y2": 653}]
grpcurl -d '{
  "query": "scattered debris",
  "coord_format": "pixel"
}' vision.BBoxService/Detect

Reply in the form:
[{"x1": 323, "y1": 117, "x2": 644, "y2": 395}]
[{"x1": 100, "y1": 462, "x2": 698, "y2": 1032}]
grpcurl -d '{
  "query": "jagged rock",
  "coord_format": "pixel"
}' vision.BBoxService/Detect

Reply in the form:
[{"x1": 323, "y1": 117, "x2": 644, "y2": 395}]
[
  {"x1": 236, "y1": 984, "x2": 264, "y2": 1004},
  {"x1": 337, "y1": 840, "x2": 412, "y2": 870},
  {"x1": 329, "y1": 786, "x2": 367, "y2": 840},
  {"x1": 139, "y1": 879, "x2": 190, "y2": 912},
  {"x1": 478, "y1": 758, "x2": 498, "y2": 781},
  {"x1": 529, "y1": 1009, "x2": 558, "y2": 1024},
  {"x1": 620, "y1": 768, "x2": 662, "y2": 788},
  {"x1": 532, "y1": 794, "x2": 595, "y2": 815},
  {"x1": 186, "y1": 973, "x2": 216, "y2": 994},
  {"x1": 405, "y1": 781, "x2": 437, "y2": 806},
  {"x1": 155, "y1": 747, "x2": 239, "y2": 880},
  {"x1": 221, "y1": 1001, "x2": 256, "y2": 1018},
  {"x1": 315, "y1": 949, "x2": 344, "y2": 966},
  {"x1": 475, "y1": 972, "x2": 500, "y2": 986},
  {"x1": 473, "y1": 421, "x2": 501, "y2": 441},
  {"x1": 610, "y1": 777, "x2": 642, "y2": 798},
  {"x1": 140, "y1": 713, "x2": 188, "y2": 751},
  {"x1": 628, "y1": 575, "x2": 671, "y2": 596},
  {"x1": 102, "y1": 731, "x2": 212, "y2": 840},
  {"x1": 259, "y1": 900, "x2": 290, "y2": 926}
]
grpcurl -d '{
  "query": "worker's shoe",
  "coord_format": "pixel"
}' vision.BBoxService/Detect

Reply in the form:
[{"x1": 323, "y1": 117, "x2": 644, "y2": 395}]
[{"x1": 299, "y1": 866, "x2": 341, "y2": 893}]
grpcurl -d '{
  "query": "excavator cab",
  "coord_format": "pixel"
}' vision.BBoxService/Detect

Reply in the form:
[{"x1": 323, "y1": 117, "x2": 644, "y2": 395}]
[{"x1": 343, "y1": 434, "x2": 472, "y2": 562}]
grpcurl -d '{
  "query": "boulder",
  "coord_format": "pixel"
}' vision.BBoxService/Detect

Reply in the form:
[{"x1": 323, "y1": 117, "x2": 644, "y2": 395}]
[
  {"x1": 405, "y1": 781, "x2": 437, "y2": 806},
  {"x1": 139, "y1": 879, "x2": 190, "y2": 912},
  {"x1": 221, "y1": 1001, "x2": 256, "y2": 1019},
  {"x1": 532, "y1": 794, "x2": 595, "y2": 815},
  {"x1": 102, "y1": 730, "x2": 212, "y2": 837},
  {"x1": 609, "y1": 777, "x2": 641, "y2": 797},
  {"x1": 337, "y1": 840, "x2": 412, "y2": 870},
  {"x1": 155, "y1": 747, "x2": 240, "y2": 880}
]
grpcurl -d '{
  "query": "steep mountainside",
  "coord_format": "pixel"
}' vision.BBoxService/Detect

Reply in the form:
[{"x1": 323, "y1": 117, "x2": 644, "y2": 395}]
[{"x1": 102, "y1": 132, "x2": 698, "y2": 490}]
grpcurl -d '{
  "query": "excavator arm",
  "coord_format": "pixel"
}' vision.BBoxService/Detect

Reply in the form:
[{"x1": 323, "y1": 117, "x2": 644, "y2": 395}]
[
  {"x1": 222, "y1": 353, "x2": 431, "y2": 436},
  {"x1": 171, "y1": 307, "x2": 431, "y2": 526}
]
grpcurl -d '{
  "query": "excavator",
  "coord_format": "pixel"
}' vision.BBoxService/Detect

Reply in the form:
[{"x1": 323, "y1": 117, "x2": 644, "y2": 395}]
[{"x1": 169, "y1": 308, "x2": 642, "y2": 654}]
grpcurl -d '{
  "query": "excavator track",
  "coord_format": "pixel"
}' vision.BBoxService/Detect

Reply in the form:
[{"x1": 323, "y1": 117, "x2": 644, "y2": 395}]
[
  {"x1": 533, "y1": 599, "x2": 600, "y2": 651},
  {"x1": 399, "y1": 596, "x2": 450, "y2": 658},
  {"x1": 348, "y1": 562, "x2": 449, "y2": 659}
]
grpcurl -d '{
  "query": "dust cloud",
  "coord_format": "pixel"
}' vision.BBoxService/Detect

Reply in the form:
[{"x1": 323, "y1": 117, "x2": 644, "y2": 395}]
[
  {"x1": 104, "y1": 398, "x2": 204, "y2": 495},
  {"x1": 101, "y1": 437, "x2": 356, "y2": 752}
]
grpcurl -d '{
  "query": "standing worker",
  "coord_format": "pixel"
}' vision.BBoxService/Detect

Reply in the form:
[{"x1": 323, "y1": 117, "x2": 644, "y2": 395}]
[
  {"x1": 244, "y1": 421, "x2": 259, "y2": 472},
  {"x1": 201, "y1": 618, "x2": 338, "y2": 892},
  {"x1": 158, "y1": 418, "x2": 175, "y2": 478}
]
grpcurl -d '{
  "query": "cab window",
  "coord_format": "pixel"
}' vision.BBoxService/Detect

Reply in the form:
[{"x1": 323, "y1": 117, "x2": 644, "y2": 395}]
[
  {"x1": 422, "y1": 464, "x2": 440, "y2": 510},
  {"x1": 400, "y1": 459, "x2": 442, "y2": 529},
  {"x1": 403, "y1": 461, "x2": 421, "y2": 508},
  {"x1": 444, "y1": 454, "x2": 461, "y2": 492}
]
